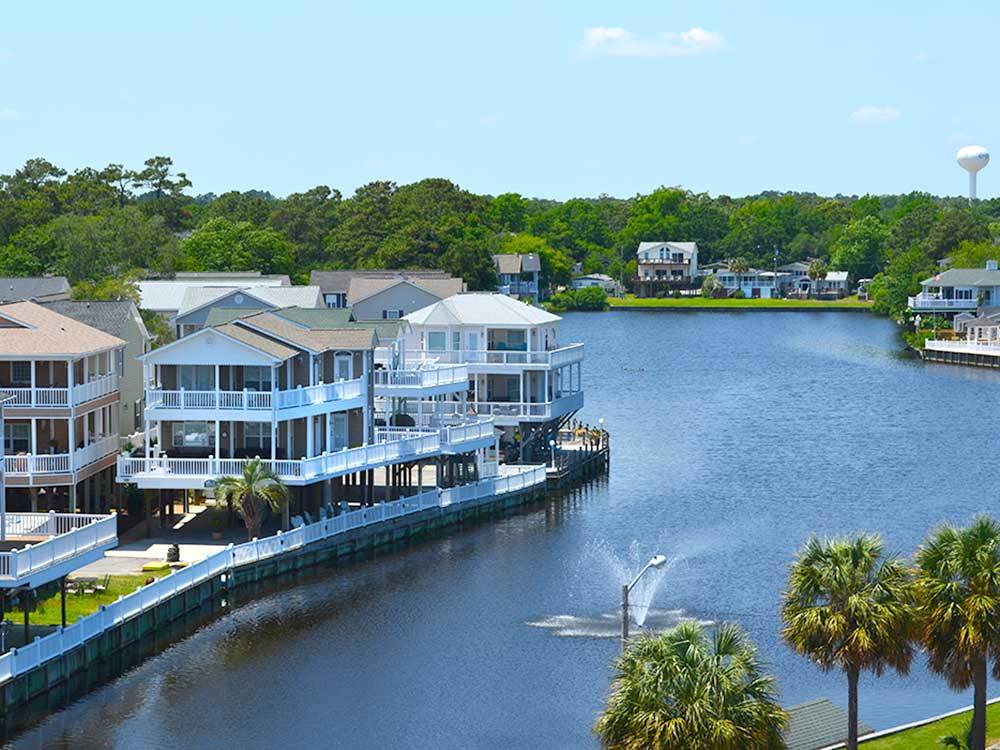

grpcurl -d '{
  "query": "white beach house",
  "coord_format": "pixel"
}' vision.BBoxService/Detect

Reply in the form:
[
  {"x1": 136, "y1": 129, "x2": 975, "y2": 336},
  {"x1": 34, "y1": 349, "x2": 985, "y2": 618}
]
[
  {"x1": 402, "y1": 294, "x2": 584, "y2": 459},
  {"x1": 908, "y1": 261, "x2": 1000, "y2": 313}
]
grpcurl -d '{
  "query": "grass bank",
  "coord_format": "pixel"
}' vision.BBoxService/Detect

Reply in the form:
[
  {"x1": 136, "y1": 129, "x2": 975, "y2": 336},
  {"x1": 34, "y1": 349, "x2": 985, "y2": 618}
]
[
  {"x1": 860, "y1": 701, "x2": 1000, "y2": 748},
  {"x1": 607, "y1": 295, "x2": 873, "y2": 310},
  {"x1": 32, "y1": 572, "x2": 170, "y2": 625}
]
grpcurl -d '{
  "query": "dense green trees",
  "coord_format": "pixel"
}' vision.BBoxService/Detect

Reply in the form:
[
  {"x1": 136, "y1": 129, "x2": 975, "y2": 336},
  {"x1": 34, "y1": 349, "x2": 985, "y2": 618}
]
[{"x1": 2, "y1": 154, "x2": 1000, "y2": 311}]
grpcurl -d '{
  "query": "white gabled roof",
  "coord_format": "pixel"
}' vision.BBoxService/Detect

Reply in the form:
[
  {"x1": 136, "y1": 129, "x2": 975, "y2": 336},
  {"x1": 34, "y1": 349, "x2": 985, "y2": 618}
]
[{"x1": 405, "y1": 293, "x2": 561, "y2": 327}]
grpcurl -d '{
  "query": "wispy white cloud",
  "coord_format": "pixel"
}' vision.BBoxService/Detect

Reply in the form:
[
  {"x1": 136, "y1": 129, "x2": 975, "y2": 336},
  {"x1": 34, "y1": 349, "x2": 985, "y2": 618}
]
[
  {"x1": 579, "y1": 26, "x2": 724, "y2": 58},
  {"x1": 849, "y1": 105, "x2": 902, "y2": 124},
  {"x1": 914, "y1": 50, "x2": 929, "y2": 63},
  {"x1": 479, "y1": 114, "x2": 500, "y2": 127},
  {"x1": 0, "y1": 108, "x2": 24, "y2": 121}
]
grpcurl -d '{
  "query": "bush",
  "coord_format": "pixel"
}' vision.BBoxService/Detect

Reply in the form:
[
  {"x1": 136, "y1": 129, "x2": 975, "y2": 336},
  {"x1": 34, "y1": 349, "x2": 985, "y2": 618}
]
[{"x1": 543, "y1": 286, "x2": 608, "y2": 312}]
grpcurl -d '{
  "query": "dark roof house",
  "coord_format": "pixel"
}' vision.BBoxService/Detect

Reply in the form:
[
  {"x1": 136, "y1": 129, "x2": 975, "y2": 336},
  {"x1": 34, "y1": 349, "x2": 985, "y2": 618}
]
[{"x1": 0, "y1": 276, "x2": 72, "y2": 304}]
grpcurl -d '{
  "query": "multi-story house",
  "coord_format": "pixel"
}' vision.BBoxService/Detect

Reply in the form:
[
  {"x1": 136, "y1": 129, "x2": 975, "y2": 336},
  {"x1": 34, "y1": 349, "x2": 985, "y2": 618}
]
[
  {"x1": 0, "y1": 302, "x2": 125, "y2": 513},
  {"x1": 636, "y1": 242, "x2": 699, "y2": 297},
  {"x1": 118, "y1": 308, "x2": 496, "y2": 520},
  {"x1": 712, "y1": 268, "x2": 784, "y2": 299},
  {"x1": 908, "y1": 261, "x2": 1000, "y2": 314},
  {"x1": 138, "y1": 272, "x2": 292, "y2": 321},
  {"x1": 402, "y1": 294, "x2": 584, "y2": 459},
  {"x1": 493, "y1": 254, "x2": 543, "y2": 300},
  {"x1": 41, "y1": 300, "x2": 152, "y2": 441}
]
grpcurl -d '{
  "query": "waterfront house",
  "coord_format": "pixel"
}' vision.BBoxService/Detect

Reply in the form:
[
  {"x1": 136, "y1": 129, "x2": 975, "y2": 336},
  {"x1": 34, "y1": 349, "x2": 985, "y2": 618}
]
[
  {"x1": 816, "y1": 271, "x2": 850, "y2": 297},
  {"x1": 117, "y1": 306, "x2": 495, "y2": 515},
  {"x1": 493, "y1": 254, "x2": 543, "y2": 300},
  {"x1": 712, "y1": 267, "x2": 785, "y2": 299},
  {"x1": 0, "y1": 302, "x2": 125, "y2": 513},
  {"x1": 908, "y1": 261, "x2": 1000, "y2": 313},
  {"x1": 172, "y1": 285, "x2": 324, "y2": 338},
  {"x1": 40, "y1": 300, "x2": 152, "y2": 442},
  {"x1": 138, "y1": 272, "x2": 291, "y2": 320},
  {"x1": 403, "y1": 293, "x2": 584, "y2": 459},
  {"x1": 636, "y1": 242, "x2": 699, "y2": 297},
  {"x1": 570, "y1": 274, "x2": 621, "y2": 296},
  {"x1": 310, "y1": 270, "x2": 463, "y2": 311},
  {"x1": 0, "y1": 276, "x2": 72, "y2": 305}
]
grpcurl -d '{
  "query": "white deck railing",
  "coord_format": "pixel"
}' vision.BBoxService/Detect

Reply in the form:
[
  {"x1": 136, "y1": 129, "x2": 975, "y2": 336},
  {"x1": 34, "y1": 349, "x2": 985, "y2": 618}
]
[
  {"x1": 147, "y1": 378, "x2": 364, "y2": 413},
  {"x1": 0, "y1": 373, "x2": 118, "y2": 409},
  {"x1": 117, "y1": 430, "x2": 441, "y2": 484},
  {"x1": 402, "y1": 344, "x2": 584, "y2": 368},
  {"x1": 908, "y1": 295, "x2": 978, "y2": 310},
  {"x1": 924, "y1": 339, "x2": 1000, "y2": 355},
  {"x1": 0, "y1": 464, "x2": 546, "y2": 685},
  {"x1": 0, "y1": 513, "x2": 117, "y2": 580},
  {"x1": 4, "y1": 436, "x2": 118, "y2": 476},
  {"x1": 373, "y1": 364, "x2": 468, "y2": 389}
]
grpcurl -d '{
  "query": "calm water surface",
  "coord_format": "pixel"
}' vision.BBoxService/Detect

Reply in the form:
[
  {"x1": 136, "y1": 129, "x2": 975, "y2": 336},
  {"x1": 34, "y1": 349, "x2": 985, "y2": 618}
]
[{"x1": 8, "y1": 311, "x2": 1000, "y2": 750}]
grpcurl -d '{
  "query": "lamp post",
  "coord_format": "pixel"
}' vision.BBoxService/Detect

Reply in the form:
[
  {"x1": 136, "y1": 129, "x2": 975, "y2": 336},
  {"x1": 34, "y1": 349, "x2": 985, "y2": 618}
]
[
  {"x1": 549, "y1": 439, "x2": 556, "y2": 470},
  {"x1": 621, "y1": 553, "x2": 668, "y2": 652}
]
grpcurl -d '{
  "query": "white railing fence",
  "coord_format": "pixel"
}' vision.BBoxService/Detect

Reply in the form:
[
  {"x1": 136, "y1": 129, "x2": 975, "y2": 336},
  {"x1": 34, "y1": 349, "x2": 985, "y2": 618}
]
[
  {"x1": 0, "y1": 465, "x2": 546, "y2": 685},
  {"x1": 0, "y1": 514, "x2": 117, "y2": 580}
]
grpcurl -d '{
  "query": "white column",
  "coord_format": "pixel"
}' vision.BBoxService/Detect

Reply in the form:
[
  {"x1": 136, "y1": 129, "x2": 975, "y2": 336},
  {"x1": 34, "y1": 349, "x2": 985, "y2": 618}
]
[
  {"x1": 270, "y1": 421, "x2": 277, "y2": 461},
  {"x1": 214, "y1": 420, "x2": 220, "y2": 473},
  {"x1": 306, "y1": 414, "x2": 314, "y2": 457},
  {"x1": 362, "y1": 351, "x2": 371, "y2": 442},
  {"x1": 214, "y1": 364, "x2": 220, "y2": 392},
  {"x1": 30, "y1": 417, "x2": 37, "y2": 455},
  {"x1": 83, "y1": 355, "x2": 89, "y2": 383},
  {"x1": 309, "y1": 354, "x2": 316, "y2": 386},
  {"x1": 286, "y1": 361, "x2": 293, "y2": 391},
  {"x1": 29, "y1": 359, "x2": 35, "y2": 406}
]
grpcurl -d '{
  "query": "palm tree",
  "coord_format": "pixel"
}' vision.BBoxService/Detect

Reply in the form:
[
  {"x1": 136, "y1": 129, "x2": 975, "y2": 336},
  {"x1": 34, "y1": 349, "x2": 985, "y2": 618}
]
[
  {"x1": 594, "y1": 621, "x2": 787, "y2": 750},
  {"x1": 806, "y1": 259, "x2": 828, "y2": 298},
  {"x1": 215, "y1": 458, "x2": 289, "y2": 540},
  {"x1": 914, "y1": 517, "x2": 1000, "y2": 750},
  {"x1": 728, "y1": 257, "x2": 751, "y2": 297},
  {"x1": 782, "y1": 534, "x2": 915, "y2": 750}
]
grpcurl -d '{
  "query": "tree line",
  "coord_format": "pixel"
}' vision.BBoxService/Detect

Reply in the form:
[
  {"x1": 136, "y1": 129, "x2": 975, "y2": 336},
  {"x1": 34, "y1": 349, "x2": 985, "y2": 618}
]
[
  {"x1": 596, "y1": 516, "x2": 1000, "y2": 750},
  {"x1": 1, "y1": 155, "x2": 998, "y2": 318}
]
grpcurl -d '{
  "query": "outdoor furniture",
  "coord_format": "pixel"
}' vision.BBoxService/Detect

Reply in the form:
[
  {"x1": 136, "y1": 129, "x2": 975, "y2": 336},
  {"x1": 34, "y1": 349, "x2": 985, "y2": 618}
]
[{"x1": 94, "y1": 575, "x2": 110, "y2": 593}]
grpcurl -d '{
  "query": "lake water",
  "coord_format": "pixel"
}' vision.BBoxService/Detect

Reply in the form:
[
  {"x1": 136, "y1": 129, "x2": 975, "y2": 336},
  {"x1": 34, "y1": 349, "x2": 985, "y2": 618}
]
[{"x1": 7, "y1": 310, "x2": 1000, "y2": 750}]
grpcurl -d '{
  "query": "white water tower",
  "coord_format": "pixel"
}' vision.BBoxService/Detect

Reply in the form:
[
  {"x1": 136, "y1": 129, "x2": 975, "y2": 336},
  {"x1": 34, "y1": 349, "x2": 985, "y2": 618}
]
[{"x1": 957, "y1": 145, "x2": 990, "y2": 201}]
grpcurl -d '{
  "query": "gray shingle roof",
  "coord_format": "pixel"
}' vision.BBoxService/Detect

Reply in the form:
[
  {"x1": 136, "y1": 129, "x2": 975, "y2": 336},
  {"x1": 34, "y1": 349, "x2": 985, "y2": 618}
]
[
  {"x1": 310, "y1": 269, "x2": 455, "y2": 294},
  {"x1": 783, "y1": 699, "x2": 873, "y2": 750},
  {"x1": 0, "y1": 276, "x2": 71, "y2": 304},
  {"x1": 40, "y1": 300, "x2": 149, "y2": 341},
  {"x1": 922, "y1": 267, "x2": 1000, "y2": 287}
]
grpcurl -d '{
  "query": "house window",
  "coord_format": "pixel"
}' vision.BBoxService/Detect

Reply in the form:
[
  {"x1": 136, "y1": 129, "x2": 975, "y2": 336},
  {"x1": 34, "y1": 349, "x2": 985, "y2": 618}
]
[
  {"x1": 244, "y1": 422, "x2": 271, "y2": 451},
  {"x1": 324, "y1": 293, "x2": 347, "y2": 309},
  {"x1": 179, "y1": 365, "x2": 213, "y2": 391},
  {"x1": 3, "y1": 423, "x2": 30, "y2": 453},
  {"x1": 244, "y1": 366, "x2": 272, "y2": 391},
  {"x1": 172, "y1": 421, "x2": 214, "y2": 449},
  {"x1": 10, "y1": 362, "x2": 30, "y2": 384},
  {"x1": 427, "y1": 332, "x2": 446, "y2": 351},
  {"x1": 507, "y1": 330, "x2": 526, "y2": 349},
  {"x1": 453, "y1": 332, "x2": 461, "y2": 351},
  {"x1": 382, "y1": 309, "x2": 403, "y2": 319},
  {"x1": 334, "y1": 353, "x2": 353, "y2": 381},
  {"x1": 955, "y1": 289, "x2": 974, "y2": 300}
]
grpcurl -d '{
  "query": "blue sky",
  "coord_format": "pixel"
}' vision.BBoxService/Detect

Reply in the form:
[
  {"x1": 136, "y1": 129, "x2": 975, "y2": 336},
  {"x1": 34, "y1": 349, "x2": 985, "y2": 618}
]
[{"x1": 2, "y1": 1, "x2": 996, "y2": 200}]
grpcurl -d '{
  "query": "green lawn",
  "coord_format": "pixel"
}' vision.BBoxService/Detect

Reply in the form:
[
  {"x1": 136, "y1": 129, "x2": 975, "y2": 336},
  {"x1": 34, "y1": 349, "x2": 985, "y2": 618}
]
[
  {"x1": 32, "y1": 572, "x2": 170, "y2": 625},
  {"x1": 607, "y1": 294, "x2": 873, "y2": 309},
  {"x1": 861, "y1": 701, "x2": 1000, "y2": 748}
]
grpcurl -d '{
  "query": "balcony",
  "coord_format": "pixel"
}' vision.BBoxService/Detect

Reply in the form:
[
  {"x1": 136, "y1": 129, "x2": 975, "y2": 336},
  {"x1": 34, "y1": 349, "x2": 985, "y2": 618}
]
[
  {"x1": 373, "y1": 364, "x2": 468, "y2": 397},
  {"x1": 400, "y1": 393, "x2": 583, "y2": 425},
  {"x1": 117, "y1": 429, "x2": 442, "y2": 489},
  {"x1": 145, "y1": 378, "x2": 365, "y2": 421},
  {"x1": 0, "y1": 373, "x2": 119, "y2": 410},
  {"x1": 380, "y1": 416, "x2": 496, "y2": 454},
  {"x1": 404, "y1": 344, "x2": 584, "y2": 370},
  {"x1": 908, "y1": 294, "x2": 978, "y2": 311},
  {"x1": 0, "y1": 513, "x2": 118, "y2": 588},
  {"x1": 3, "y1": 436, "x2": 119, "y2": 482}
]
